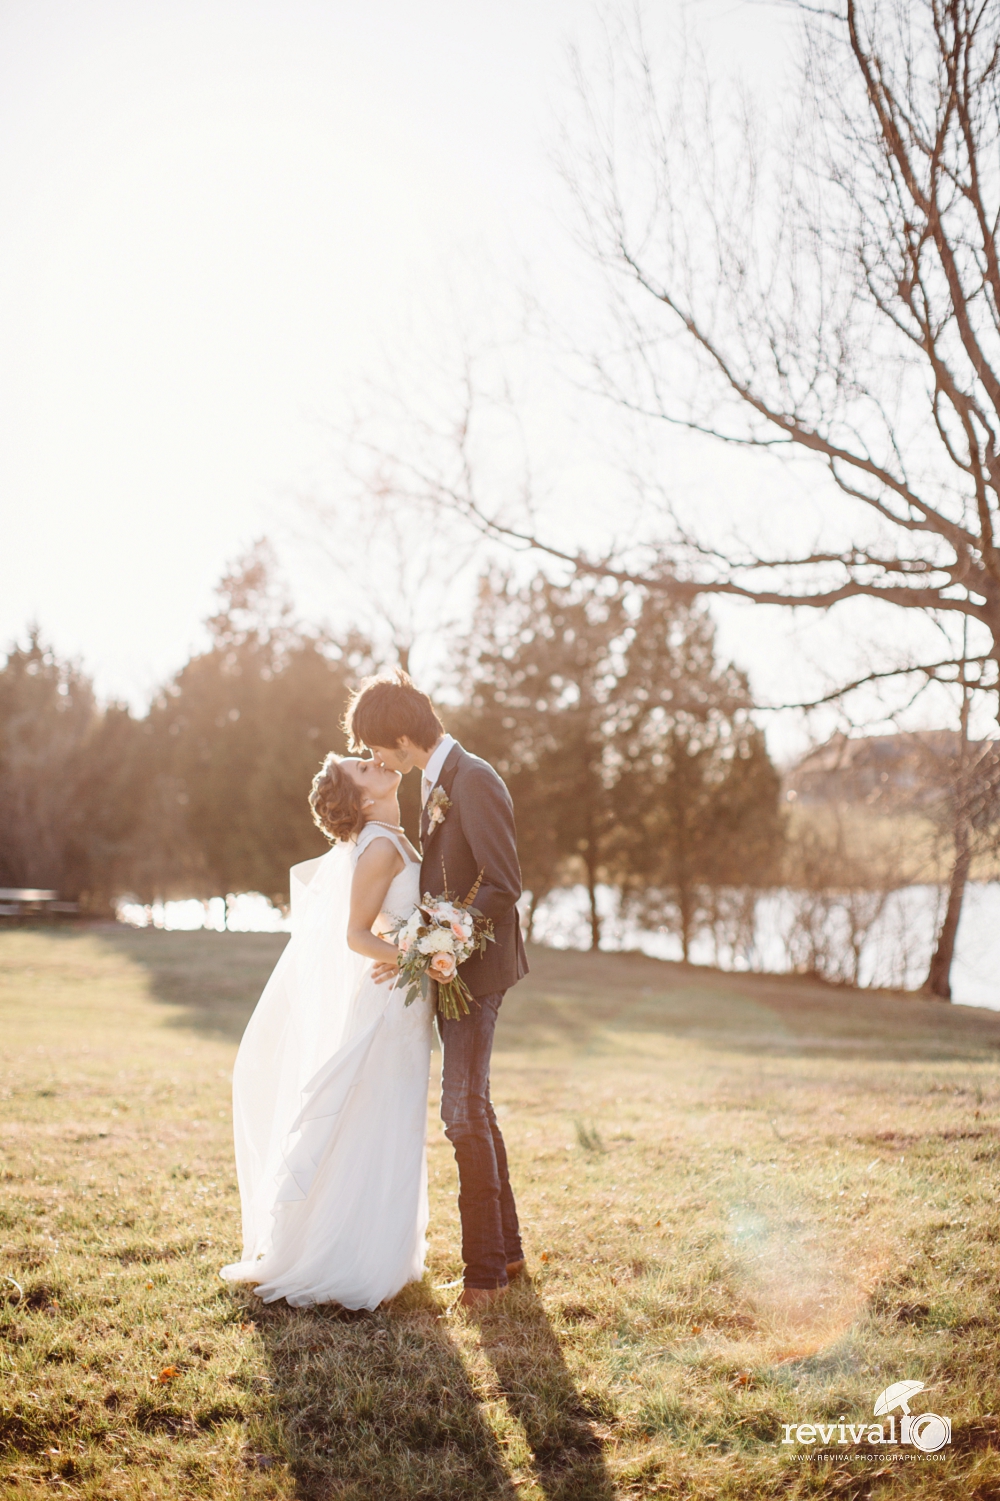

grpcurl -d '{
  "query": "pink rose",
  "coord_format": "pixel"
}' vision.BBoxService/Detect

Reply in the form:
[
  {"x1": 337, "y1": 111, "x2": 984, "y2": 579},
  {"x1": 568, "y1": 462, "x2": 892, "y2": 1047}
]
[{"x1": 428, "y1": 950, "x2": 457, "y2": 982}]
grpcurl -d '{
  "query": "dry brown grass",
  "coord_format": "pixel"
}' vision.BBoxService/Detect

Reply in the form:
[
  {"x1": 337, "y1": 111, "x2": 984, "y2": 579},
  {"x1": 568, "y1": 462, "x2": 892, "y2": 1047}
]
[
  {"x1": 1, "y1": 926, "x2": 999, "y2": 1498},
  {"x1": 786, "y1": 801, "x2": 1000, "y2": 884}
]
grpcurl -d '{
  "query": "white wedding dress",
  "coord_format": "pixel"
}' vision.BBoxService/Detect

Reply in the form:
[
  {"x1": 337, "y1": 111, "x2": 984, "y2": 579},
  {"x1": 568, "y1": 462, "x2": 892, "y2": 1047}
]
[{"x1": 220, "y1": 825, "x2": 432, "y2": 1309}]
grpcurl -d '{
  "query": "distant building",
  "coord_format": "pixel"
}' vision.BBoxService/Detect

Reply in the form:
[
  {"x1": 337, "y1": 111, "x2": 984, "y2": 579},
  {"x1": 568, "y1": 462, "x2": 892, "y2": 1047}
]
[{"x1": 785, "y1": 731, "x2": 999, "y2": 812}]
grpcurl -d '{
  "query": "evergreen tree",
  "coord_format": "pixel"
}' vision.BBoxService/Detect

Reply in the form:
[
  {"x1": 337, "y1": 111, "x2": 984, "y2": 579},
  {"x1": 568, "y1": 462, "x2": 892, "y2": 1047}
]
[
  {"x1": 0, "y1": 630, "x2": 147, "y2": 908},
  {"x1": 452, "y1": 572, "x2": 629, "y2": 945},
  {"x1": 454, "y1": 573, "x2": 782, "y2": 953},
  {"x1": 609, "y1": 594, "x2": 783, "y2": 960},
  {"x1": 151, "y1": 541, "x2": 373, "y2": 905}
]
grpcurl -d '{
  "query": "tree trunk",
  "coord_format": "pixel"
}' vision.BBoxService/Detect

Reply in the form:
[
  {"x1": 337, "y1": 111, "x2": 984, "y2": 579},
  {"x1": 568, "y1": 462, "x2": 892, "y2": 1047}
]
[
  {"x1": 925, "y1": 656, "x2": 972, "y2": 1002},
  {"x1": 925, "y1": 827, "x2": 971, "y2": 1001},
  {"x1": 678, "y1": 886, "x2": 691, "y2": 963},
  {"x1": 585, "y1": 860, "x2": 600, "y2": 951}
]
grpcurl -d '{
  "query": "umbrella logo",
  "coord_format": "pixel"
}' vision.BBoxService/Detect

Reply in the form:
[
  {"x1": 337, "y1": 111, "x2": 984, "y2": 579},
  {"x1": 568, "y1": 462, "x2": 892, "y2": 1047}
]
[{"x1": 873, "y1": 1382, "x2": 951, "y2": 1453}]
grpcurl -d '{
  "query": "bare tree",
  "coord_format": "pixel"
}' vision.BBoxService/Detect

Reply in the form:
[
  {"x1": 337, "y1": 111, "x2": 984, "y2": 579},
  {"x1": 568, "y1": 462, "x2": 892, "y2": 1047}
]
[
  {"x1": 556, "y1": 0, "x2": 1000, "y2": 654},
  {"x1": 471, "y1": 3, "x2": 1000, "y2": 672},
  {"x1": 299, "y1": 443, "x2": 495, "y2": 690},
  {"x1": 380, "y1": 0, "x2": 1000, "y2": 998}
]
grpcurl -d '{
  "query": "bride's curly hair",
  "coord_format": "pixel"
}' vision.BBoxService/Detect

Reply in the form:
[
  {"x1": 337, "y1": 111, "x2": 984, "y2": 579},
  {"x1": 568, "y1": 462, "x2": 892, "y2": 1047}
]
[{"x1": 309, "y1": 754, "x2": 364, "y2": 844}]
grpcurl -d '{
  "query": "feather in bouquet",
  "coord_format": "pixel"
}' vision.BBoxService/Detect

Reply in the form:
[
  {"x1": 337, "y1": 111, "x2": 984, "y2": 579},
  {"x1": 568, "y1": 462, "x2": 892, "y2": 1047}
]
[{"x1": 389, "y1": 870, "x2": 494, "y2": 1020}]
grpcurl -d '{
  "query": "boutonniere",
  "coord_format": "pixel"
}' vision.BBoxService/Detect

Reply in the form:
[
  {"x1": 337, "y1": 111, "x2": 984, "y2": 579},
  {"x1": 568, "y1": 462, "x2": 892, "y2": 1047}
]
[{"x1": 426, "y1": 786, "x2": 451, "y2": 830}]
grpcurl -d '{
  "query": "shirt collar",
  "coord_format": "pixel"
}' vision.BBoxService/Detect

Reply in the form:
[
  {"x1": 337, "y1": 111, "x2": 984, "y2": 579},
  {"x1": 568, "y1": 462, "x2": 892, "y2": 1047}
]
[{"x1": 422, "y1": 733, "x2": 456, "y2": 791}]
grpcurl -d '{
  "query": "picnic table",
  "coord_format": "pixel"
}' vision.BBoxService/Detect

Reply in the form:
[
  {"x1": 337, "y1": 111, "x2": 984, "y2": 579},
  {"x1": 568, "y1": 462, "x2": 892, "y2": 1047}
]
[{"x1": 0, "y1": 889, "x2": 80, "y2": 919}]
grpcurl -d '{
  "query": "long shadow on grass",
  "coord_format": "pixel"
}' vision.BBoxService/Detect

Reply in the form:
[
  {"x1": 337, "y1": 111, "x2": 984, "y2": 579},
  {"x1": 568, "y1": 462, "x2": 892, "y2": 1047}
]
[
  {"x1": 242, "y1": 1281, "x2": 520, "y2": 1501},
  {"x1": 97, "y1": 928, "x2": 285, "y2": 1041},
  {"x1": 92, "y1": 929, "x2": 1000, "y2": 1060},
  {"x1": 475, "y1": 1280, "x2": 615, "y2": 1501},
  {"x1": 499, "y1": 945, "x2": 1000, "y2": 1063}
]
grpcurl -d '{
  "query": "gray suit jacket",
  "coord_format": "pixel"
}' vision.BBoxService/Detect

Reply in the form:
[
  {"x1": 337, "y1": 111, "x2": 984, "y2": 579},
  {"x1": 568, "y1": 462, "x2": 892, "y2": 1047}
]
[{"x1": 419, "y1": 742, "x2": 529, "y2": 998}]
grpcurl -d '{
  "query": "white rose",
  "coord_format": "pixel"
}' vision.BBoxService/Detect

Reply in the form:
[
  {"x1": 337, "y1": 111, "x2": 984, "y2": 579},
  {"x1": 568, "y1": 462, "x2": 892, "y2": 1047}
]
[{"x1": 418, "y1": 930, "x2": 455, "y2": 955}]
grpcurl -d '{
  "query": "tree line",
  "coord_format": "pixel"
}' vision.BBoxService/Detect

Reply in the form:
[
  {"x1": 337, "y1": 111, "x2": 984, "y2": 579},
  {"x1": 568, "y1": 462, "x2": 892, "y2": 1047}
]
[
  {"x1": 0, "y1": 544, "x2": 783, "y2": 952},
  {"x1": 0, "y1": 546, "x2": 369, "y2": 912}
]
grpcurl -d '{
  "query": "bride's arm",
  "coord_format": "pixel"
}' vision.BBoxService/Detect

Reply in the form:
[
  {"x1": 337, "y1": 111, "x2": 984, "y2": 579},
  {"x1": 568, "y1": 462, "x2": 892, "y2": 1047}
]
[{"x1": 346, "y1": 840, "x2": 405, "y2": 981}]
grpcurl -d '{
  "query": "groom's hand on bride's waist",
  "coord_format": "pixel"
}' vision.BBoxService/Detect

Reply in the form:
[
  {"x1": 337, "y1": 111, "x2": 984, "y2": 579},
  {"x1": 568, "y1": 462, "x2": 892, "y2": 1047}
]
[{"x1": 371, "y1": 959, "x2": 398, "y2": 986}]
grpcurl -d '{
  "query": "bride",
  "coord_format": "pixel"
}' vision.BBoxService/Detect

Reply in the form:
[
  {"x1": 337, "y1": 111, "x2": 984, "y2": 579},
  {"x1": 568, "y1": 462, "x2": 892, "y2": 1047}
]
[{"x1": 220, "y1": 752, "x2": 432, "y2": 1309}]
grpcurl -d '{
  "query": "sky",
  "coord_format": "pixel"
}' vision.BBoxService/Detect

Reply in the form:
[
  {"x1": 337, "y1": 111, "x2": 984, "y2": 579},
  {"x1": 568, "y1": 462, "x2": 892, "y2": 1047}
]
[{"x1": 2, "y1": 0, "x2": 981, "y2": 759}]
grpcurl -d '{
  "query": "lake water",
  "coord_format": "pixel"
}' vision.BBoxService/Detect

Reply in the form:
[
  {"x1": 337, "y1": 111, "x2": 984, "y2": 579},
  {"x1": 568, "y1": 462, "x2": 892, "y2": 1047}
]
[
  {"x1": 117, "y1": 880, "x2": 1000, "y2": 1011},
  {"x1": 117, "y1": 891, "x2": 289, "y2": 934},
  {"x1": 530, "y1": 882, "x2": 1000, "y2": 1011}
]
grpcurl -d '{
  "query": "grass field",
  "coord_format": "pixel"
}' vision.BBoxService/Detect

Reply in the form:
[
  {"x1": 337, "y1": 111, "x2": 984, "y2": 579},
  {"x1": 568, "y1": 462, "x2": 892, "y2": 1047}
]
[{"x1": 1, "y1": 926, "x2": 999, "y2": 1499}]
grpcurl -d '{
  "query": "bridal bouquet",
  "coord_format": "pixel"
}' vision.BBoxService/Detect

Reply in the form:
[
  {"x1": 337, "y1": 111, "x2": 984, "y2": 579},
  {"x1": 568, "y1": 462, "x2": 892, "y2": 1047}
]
[{"x1": 389, "y1": 873, "x2": 494, "y2": 1020}]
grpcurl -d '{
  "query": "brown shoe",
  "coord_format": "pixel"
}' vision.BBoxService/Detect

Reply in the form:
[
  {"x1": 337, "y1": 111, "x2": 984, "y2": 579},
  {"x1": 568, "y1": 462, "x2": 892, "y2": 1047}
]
[
  {"x1": 457, "y1": 1285, "x2": 505, "y2": 1309},
  {"x1": 506, "y1": 1259, "x2": 527, "y2": 1281}
]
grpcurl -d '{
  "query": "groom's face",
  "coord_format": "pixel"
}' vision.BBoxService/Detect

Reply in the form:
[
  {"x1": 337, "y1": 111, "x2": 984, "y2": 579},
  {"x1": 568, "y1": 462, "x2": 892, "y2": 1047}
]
[{"x1": 369, "y1": 740, "x2": 412, "y2": 775}]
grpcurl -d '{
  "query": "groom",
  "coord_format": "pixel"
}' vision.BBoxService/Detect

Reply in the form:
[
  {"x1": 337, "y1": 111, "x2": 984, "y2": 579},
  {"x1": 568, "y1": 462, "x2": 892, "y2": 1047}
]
[{"x1": 345, "y1": 672, "x2": 528, "y2": 1306}]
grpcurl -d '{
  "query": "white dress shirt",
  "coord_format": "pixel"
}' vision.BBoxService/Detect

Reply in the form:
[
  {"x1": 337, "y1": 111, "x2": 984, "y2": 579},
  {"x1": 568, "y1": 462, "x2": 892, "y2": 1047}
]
[{"x1": 421, "y1": 734, "x2": 456, "y2": 806}]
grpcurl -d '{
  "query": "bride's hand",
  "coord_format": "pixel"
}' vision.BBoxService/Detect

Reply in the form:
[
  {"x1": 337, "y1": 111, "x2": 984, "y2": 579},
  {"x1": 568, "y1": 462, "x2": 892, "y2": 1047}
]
[{"x1": 371, "y1": 959, "x2": 398, "y2": 986}]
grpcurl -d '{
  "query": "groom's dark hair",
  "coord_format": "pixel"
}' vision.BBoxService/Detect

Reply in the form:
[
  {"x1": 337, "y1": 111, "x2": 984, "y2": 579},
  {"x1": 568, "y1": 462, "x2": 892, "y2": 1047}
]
[{"x1": 344, "y1": 671, "x2": 444, "y2": 752}]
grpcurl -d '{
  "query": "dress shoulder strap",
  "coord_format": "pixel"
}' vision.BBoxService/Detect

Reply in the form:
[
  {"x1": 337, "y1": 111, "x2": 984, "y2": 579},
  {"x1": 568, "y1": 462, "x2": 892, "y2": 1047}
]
[{"x1": 353, "y1": 824, "x2": 412, "y2": 865}]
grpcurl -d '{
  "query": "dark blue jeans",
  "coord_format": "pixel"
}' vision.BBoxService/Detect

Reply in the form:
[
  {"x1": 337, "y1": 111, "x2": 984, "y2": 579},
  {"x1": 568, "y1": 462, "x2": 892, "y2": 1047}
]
[{"x1": 439, "y1": 990, "x2": 523, "y2": 1289}]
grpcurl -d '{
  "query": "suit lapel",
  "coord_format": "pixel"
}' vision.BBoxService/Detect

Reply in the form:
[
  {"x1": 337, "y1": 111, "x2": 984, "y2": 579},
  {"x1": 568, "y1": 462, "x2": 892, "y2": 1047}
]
[{"x1": 420, "y1": 743, "x2": 463, "y2": 852}]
